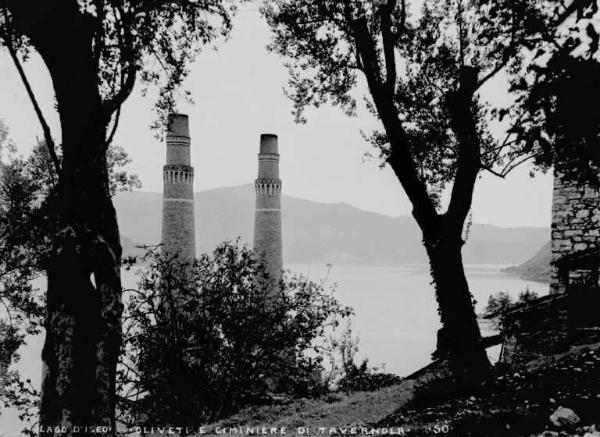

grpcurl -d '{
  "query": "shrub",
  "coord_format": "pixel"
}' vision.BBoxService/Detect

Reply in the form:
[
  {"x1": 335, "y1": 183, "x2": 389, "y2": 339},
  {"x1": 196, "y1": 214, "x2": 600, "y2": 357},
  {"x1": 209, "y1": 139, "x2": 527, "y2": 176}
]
[
  {"x1": 117, "y1": 241, "x2": 352, "y2": 427},
  {"x1": 319, "y1": 321, "x2": 403, "y2": 393},
  {"x1": 338, "y1": 359, "x2": 404, "y2": 392},
  {"x1": 485, "y1": 288, "x2": 540, "y2": 331}
]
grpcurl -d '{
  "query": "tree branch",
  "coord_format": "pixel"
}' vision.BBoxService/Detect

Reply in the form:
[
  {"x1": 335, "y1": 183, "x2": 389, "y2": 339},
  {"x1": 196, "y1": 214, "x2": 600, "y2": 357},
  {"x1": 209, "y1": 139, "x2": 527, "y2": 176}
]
[
  {"x1": 475, "y1": 59, "x2": 507, "y2": 91},
  {"x1": 457, "y1": 0, "x2": 465, "y2": 67},
  {"x1": 481, "y1": 166, "x2": 506, "y2": 178},
  {"x1": 501, "y1": 154, "x2": 536, "y2": 176},
  {"x1": 102, "y1": 5, "x2": 137, "y2": 117},
  {"x1": 482, "y1": 154, "x2": 536, "y2": 179},
  {"x1": 352, "y1": 17, "x2": 383, "y2": 89},
  {"x1": 92, "y1": 0, "x2": 105, "y2": 68},
  {"x1": 380, "y1": 0, "x2": 397, "y2": 94},
  {"x1": 446, "y1": 66, "x2": 481, "y2": 231},
  {"x1": 557, "y1": 0, "x2": 598, "y2": 24},
  {"x1": 5, "y1": 37, "x2": 61, "y2": 174},
  {"x1": 105, "y1": 106, "x2": 121, "y2": 150},
  {"x1": 351, "y1": 14, "x2": 438, "y2": 230}
]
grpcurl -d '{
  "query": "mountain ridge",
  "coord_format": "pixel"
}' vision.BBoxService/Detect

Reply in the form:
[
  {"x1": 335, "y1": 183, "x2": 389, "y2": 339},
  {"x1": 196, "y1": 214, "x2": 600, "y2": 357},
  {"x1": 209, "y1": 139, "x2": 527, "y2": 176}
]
[
  {"x1": 502, "y1": 242, "x2": 551, "y2": 282},
  {"x1": 114, "y1": 185, "x2": 550, "y2": 266}
]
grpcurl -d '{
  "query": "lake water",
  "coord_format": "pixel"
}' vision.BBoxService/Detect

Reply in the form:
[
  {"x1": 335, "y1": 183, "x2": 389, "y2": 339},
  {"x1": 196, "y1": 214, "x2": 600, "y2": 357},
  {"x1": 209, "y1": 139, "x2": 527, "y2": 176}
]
[
  {"x1": 287, "y1": 263, "x2": 547, "y2": 375},
  {"x1": 1, "y1": 263, "x2": 547, "y2": 433}
]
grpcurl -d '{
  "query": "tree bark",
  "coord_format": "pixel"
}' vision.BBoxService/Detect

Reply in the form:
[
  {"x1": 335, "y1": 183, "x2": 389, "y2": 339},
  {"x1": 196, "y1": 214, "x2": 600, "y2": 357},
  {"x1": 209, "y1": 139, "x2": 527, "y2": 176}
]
[
  {"x1": 40, "y1": 88, "x2": 122, "y2": 437},
  {"x1": 40, "y1": 111, "x2": 123, "y2": 436},
  {"x1": 4, "y1": 2, "x2": 124, "y2": 435},
  {"x1": 423, "y1": 224, "x2": 490, "y2": 383},
  {"x1": 376, "y1": 84, "x2": 490, "y2": 382},
  {"x1": 40, "y1": 96, "x2": 123, "y2": 435}
]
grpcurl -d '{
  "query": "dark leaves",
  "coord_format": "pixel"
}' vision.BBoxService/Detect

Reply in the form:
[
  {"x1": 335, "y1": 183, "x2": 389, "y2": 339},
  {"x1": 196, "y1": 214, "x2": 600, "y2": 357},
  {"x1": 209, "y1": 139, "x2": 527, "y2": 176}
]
[
  {"x1": 117, "y1": 241, "x2": 353, "y2": 426},
  {"x1": 0, "y1": 1, "x2": 239, "y2": 134},
  {"x1": 266, "y1": 0, "x2": 600, "y2": 198}
]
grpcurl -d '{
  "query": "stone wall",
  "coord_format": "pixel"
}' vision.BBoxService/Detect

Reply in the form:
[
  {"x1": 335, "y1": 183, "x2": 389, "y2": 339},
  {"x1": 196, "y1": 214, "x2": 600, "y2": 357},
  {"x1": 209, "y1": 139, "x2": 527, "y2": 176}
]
[{"x1": 550, "y1": 171, "x2": 600, "y2": 293}]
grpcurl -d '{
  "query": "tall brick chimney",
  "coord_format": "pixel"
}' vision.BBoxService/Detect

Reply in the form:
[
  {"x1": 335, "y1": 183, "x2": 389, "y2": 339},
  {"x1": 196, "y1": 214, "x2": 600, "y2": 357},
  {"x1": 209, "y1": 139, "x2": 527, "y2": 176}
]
[
  {"x1": 161, "y1": 113, "x2": 196, "y2": 259},
  {"x1": 253, "y1": 134, "x2": 283, "y2": 287}
]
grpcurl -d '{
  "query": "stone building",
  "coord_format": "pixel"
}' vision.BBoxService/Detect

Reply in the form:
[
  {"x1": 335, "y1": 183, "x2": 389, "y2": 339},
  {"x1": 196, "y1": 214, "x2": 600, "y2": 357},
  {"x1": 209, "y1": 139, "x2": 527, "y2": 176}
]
[
  {"x1": 253, "y1": 134, "x2": 283, "y2": 287},
  {"x1": 161, "y1": 113, "x2": 196, "y2": 260},
  {"x1": 550, "y1": 171, "x2": 600, "y2": 293},
  {"x1": 496, "y1": 170, "x2": 600, "y2": 365}
]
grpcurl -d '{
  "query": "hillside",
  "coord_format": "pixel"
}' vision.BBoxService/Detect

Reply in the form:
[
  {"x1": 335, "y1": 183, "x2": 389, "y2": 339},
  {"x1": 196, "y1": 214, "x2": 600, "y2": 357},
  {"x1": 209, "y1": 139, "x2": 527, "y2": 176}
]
[
  {"x1": 502, "y1": 241, "x2": 551, "y2": 282},
  {"x1": 113, "y1": 185, "x2": 550, "y2": 266}
]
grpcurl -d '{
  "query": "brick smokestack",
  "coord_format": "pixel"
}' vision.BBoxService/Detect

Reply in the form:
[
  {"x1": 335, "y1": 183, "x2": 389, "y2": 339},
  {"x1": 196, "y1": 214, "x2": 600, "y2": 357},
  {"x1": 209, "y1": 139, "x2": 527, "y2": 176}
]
[
  {"x1": 161, "y1": 113, "x2": 196, "y2": 259},
  {"x1": 253, "y1": 134, "x2": 283, "y2": 287}
]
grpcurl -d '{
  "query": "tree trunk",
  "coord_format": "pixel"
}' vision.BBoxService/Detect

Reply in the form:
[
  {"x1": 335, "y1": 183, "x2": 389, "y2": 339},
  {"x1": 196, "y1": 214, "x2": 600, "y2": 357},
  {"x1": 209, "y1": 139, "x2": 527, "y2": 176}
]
[
  {"x1": 377, "y1": 65, "x2": 489, "y2": 382},
  {"x1": 424, "y1": 229, "x2": 490, "y2": 383},
  {"x1": 40, "y1": 127, "x2": 123, "y2": 436},
  {"x1": 41, "y1": 231, "x2": 122, "y2": 436},
  {"x1": 5, "y1": 3, "x2": 125, "y2": 434},
  {"x1": 353, "y1": 15, "x2": 488, "y2": 383},
  {"x1": 39, "y1": 66, "x2": 123, "y2": 437}
]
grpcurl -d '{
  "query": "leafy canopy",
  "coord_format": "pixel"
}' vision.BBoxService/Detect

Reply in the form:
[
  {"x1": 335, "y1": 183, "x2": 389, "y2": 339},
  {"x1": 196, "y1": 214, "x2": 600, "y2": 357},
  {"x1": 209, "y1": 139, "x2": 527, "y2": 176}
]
[
  {"x1": 0, "y1": 0, "x2": 239, "y2": 134},
  {"x1": 118, "y1": 242, "x2": 353, "y2": 425},
  {"x1": 264, "y1": 0, "x2": 600, "y2": 203},
  {"x1": 0, "y1": 120, "x2": 141, "y2": 432}
]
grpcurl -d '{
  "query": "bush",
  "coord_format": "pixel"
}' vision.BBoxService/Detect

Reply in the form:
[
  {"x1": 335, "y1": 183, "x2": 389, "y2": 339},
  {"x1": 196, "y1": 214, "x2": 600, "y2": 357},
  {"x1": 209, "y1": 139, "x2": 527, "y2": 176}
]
[
  {"x1": 320, "y1": 321, "x2": 403, "y2": 393},
  {"x1": 338, "y1": 358, "x2": 404, "y2": 392},
  {"x1": 117, "y1": 241, "x2": 353, "y2": 427},
  {"x1": 485, "y1": 288, "x2": 539, "y2": 331}
]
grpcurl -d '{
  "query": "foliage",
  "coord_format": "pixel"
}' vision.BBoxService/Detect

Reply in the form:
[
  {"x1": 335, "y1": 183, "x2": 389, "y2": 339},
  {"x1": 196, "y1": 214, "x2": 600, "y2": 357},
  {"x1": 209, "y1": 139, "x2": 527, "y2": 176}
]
[
  {"x1": 0, "y1": 1, "x2": 242, "y2": 430},
  {"x1": 0, "y1": 127, "x2": 140, "y2": 332},
  {"x1": 0, "y1": 0, "x2": 238, "y2": 133},
  {"x1": 0, "y1": 124, "x2": 45, "y2": 341},
  {"x1": 518, "y1": 287, "x2": 539, "y2": 304},
  {"x1": 485, "y1": 288, "x2": 539, "y2": 330},
  {"x1": 338, "y1": 358, "x2": 404, "y2": 393},
  {"x1": 485, "y1": 292, "x2": 514, "y2": 330},
  {"x1": 319, "y1": 320, "x2": 403, "y2": 393},
  {"x1": 263, "y1": 0, "x2": 598, "y2": 379},
  {"x1": 0, "y1": 322, "x2": 40, "y2": 437},
  {"x1": 0, "y1": 122, "x2": 44, "y2": 434},
  {"x1": 319, "y1": 320, "x2": 361, "y2": 390},
  {"x1": 117, "y1": 242, "x2": 353, "y2": 427},
  {"x1": 481, "y1": 0, "x2": 600, "y2": 183},
  {"x1": 379, "y1": 344, "x2": 600, "y2": 436},
  {"x1": 264, "y1": 0, "x2": 599, "y2": 192},
  {"x1": 0, "y1": 120, "x2": 140, "y2": 431}
]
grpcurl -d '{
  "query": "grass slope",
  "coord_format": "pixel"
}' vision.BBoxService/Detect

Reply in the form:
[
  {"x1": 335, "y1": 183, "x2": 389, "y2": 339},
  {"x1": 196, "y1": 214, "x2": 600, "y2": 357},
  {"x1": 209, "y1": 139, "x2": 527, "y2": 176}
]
[
  {"x1": 378, "y1": 341, "x2": 600, "y2": 436},
  {"x1": 202, "y1": 380, "x2": 417, "y2": 435},
  {"x1": 200, "y1": 341, "x2": 600, "y2": 437}
]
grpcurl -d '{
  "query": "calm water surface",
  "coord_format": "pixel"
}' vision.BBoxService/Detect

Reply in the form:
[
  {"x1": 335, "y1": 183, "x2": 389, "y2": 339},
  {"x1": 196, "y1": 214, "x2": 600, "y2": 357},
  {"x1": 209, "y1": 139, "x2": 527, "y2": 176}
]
[
  {"x1": 287, "y1": 263, "x2": 547, "y2": 375},
  {"x1": 1, "y1": 264, "x2": 546, "y2": 433}
]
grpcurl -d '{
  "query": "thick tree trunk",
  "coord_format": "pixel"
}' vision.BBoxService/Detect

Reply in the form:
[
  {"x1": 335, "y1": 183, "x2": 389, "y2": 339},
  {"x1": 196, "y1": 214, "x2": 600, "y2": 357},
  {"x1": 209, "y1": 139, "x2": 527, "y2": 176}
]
[
  {"x1": 354, "y1": 16, "x2": 488, "y2": 383},
  {"x1": 41, "y1": 231, "x2": 122, "y2": 436},
  {"x1": 40, "y1": 138, "x2": 123, "y2": 436},
  {"x1": 424, "y1": 230, "x2": 490, "y2": 383},
  {"x1": 39, "y1": 74, "x2": 123, "y2": 436},
  {"x1": 5, "y1": 3, "x2": 125, "y2": 434}
]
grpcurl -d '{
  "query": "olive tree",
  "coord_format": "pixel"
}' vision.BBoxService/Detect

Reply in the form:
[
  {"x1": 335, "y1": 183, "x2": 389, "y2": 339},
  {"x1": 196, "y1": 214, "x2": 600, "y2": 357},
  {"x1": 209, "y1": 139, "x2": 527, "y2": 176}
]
[
  {"x1": 263, "y1": 0, "x2": 598, "y2": 382},
  {"x1": 0, "y1": 2, "x2": 237, "y2": 432}
]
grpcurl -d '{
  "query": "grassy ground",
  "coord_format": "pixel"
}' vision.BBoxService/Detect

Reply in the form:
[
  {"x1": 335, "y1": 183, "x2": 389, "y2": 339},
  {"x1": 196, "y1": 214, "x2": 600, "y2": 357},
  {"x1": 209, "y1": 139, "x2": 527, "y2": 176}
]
[
  {"x1": 377, "y1": 341, "x2": 600, "y2": 436},
  {"x1": 200, "y1": 341, "x2": 600, "y2": 437},
  {"x1": 202, "y1": 379, "x2": 417, "y2": 435}
]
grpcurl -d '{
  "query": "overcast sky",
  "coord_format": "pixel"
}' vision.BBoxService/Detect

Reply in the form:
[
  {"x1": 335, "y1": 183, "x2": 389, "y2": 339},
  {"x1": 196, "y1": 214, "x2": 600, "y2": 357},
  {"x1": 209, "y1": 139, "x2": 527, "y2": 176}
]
[{"x1": 0, "y1": 4, "x2": 553, "y2": 228}]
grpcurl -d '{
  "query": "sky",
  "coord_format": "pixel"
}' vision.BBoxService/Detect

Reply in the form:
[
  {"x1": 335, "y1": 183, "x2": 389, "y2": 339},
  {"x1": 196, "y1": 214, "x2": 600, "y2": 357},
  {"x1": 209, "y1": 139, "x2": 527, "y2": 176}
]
[{"x1": 0, "y1": 3, "x2": 553, "y2": 228}]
